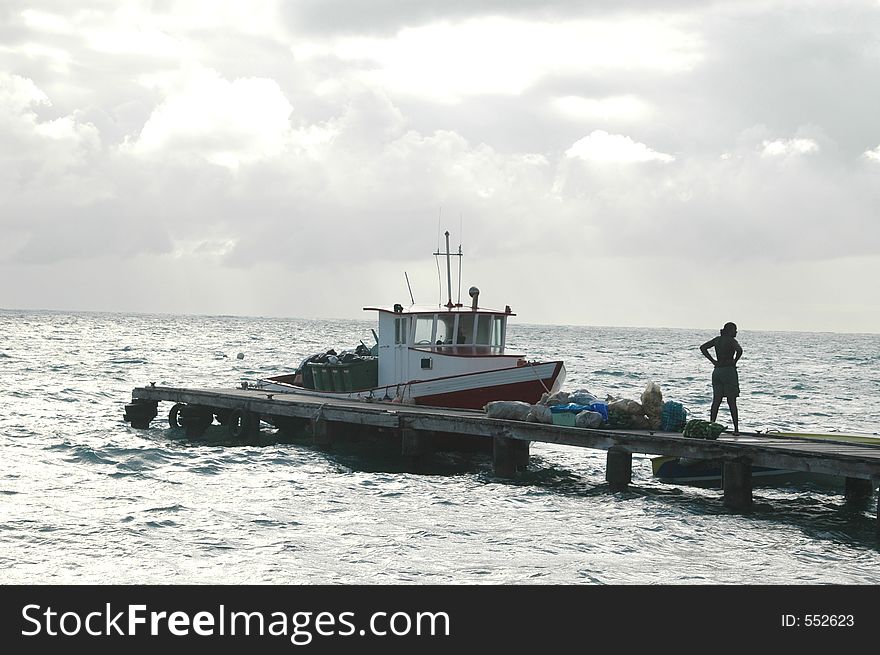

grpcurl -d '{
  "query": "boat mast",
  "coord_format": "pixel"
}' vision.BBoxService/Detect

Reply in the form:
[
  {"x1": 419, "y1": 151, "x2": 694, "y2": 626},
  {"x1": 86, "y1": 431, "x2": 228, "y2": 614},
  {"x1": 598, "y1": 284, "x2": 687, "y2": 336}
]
[
  {"x1": 433, "y1": 228, "x2": 463, "y2": 309},
  {"x1": 444, "y1": 231, "x2": 453, "y2": 309}
]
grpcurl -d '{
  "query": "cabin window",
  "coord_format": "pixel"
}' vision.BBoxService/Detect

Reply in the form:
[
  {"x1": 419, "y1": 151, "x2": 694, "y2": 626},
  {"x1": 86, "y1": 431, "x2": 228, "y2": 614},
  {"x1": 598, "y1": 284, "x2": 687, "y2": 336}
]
[
  {"x1": 394, "y1": 317, "x2": 410, "y2": 345},
  {"x1": 414, "y1": 315, "x2": 434, "y2": 345},
  {"x1": 456, "y1": 314, "x2": 475, "y2": 344},
  {"x1": 475, "y1": 314, "x2": 492, "y2": 344},
  {"x1": 436, "y1": 315, "x2": 455, "y2": 344},
  {"x1": 491, "y1": 316, "x2": 505, "y2": 347}
]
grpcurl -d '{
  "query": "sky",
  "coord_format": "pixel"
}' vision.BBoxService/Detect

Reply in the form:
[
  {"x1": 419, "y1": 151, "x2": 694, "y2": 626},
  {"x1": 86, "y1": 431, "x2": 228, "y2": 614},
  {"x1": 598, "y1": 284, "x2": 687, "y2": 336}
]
[{"x1": 1, "y1": 0, "x2": 879, "y2": 333}]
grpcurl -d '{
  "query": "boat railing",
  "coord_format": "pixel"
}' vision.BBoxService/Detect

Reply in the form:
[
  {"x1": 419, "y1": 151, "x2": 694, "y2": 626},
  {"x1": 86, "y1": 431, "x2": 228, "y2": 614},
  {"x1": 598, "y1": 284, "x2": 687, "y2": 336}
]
[{"x1": 411, "y1": 345, "x2": 512, "y2": 357}]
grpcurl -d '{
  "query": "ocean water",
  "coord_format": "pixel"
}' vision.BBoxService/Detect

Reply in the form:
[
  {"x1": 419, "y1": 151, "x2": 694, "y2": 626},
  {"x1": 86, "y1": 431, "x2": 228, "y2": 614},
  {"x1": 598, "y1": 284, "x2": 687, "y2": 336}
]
[{"x1": 1, "y1": 309, "x2": 879, "y2": 584}]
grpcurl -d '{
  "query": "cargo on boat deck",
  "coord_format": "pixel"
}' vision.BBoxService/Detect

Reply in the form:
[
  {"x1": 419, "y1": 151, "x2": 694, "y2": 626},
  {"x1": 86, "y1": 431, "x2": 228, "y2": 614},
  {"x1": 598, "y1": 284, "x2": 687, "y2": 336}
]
[{"x1": 308, "y1": 357, "x2": 378, "y2": 392}]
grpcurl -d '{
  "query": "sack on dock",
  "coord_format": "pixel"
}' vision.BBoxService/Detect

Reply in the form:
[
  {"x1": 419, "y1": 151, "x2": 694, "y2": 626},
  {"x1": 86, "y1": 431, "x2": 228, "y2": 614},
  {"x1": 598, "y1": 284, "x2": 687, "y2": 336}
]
[
  {"x1": 526, "y1": 404, "x2": 553, "y2": 424},
  {"x1": 608, "y1": 399, "x2": 644, "y2": 416},
  {"x1": 641, "y1": 382, "x2": 663, "y2": 429},
  {"x1": 607, "y1": 399, "x2": 650, "y2": 429},
  {"x1": 575, "y1": 410, "x2": 604, "y2": 429},
  {"x1": 539, "y1": 391, "x2": 570, "y2": 406},
  {"x1": 660, "y1": 401, "x2": 688, "y2": 432},
  {"x1": 682, "y1": 419, "x2": 726, "y2": 440},
  {"x1": 588, "y1": 402, "x2": 609, "y2": 422},
  {"x1": 607, "y1": 408, "x2": 634, "y2": 429},
  {"x1": 568, "y1": 389, "x2": 599, "y2": 406},
  {"x1": 485, "y1": 400, "x2": 532, "y2": 421}
]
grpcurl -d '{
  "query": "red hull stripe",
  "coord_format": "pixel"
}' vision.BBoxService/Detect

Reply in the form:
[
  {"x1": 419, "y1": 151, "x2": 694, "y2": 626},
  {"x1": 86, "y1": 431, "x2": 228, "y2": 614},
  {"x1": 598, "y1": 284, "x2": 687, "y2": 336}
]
[{"x1": 416, "y1": 366, "x2": 563, "y2": 410}]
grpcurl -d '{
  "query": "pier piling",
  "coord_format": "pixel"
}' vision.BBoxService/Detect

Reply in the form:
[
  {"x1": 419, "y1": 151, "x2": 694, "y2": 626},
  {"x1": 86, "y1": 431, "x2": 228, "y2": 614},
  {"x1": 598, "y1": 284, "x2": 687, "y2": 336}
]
[
  {"x1": 606, "y1": 447, "x2": 632, "y2": 490},
  {"x1": 514, "y1": 440, "x2": 530, "y2": 470},
  {"x1": 722, "y1": 459, "x2": 753, "y2": 509},
  {"x1": 493, "y1": 436, "x2": 518, "y2": 478},
  {"x1": 401, "y1": 428, "x2": 433, "y2": 458},
  {"x1": 844, "y1": 477, "x2": 874, "y2": 504},
  {"x1": 311, "y1": 418, "x2": 334, "y2": 450},
  {"x1": 126, "y1": 386, "x2": 880, "y2": 530}
]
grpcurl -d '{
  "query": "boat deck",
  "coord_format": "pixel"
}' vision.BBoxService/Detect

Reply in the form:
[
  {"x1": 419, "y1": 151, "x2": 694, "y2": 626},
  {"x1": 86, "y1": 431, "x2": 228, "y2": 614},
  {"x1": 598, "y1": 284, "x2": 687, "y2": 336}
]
[{"x1": 126, "y1": 385, "x2": 880, "y2": 528}]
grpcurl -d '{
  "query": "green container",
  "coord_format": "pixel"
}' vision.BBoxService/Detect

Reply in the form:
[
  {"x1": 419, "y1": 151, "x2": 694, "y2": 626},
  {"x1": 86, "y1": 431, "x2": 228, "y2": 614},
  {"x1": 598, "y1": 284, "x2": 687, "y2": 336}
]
[
  {"x1": 307, "y1": 363, "x2": 332, "y2": 391},
  {"x1": 322, "y1": 366, "x2": 335, "y2": 391},
  {"x1": 307, "y1": 358, "x2": 378, "y2": 392},
  {"x1": 345, "y1": 358, "x2": 378, "y2": 390},
  {"x1": 551, "y1": 412, "x2": 577, "y2": 427},
  {"x1": 330, "y1": 367, "x2": 350, "y2": 392}
]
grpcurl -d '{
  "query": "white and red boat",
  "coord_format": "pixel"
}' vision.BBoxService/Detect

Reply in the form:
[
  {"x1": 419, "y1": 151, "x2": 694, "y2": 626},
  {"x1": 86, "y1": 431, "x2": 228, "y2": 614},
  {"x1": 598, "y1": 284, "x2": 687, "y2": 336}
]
[{"x1": 254, "y1": 233, "x2": 565, "y2": 409}]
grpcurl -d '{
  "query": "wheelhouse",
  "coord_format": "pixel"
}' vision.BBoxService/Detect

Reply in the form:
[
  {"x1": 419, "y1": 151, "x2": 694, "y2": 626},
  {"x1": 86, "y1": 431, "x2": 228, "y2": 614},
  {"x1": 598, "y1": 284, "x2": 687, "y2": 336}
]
[
  {"x1": 367, "y1": 305, "x2": 513, "y2": 355},
  {"x1": 364, "y1": 304, "x2": 521, "y2": 389}
]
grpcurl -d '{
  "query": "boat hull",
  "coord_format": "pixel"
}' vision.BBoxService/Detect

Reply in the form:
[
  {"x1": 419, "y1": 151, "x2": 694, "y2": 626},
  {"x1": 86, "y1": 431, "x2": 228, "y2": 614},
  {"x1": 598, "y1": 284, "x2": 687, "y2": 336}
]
[{"x1": 256, "y1": 361, "x2": 565, "y2": 410}]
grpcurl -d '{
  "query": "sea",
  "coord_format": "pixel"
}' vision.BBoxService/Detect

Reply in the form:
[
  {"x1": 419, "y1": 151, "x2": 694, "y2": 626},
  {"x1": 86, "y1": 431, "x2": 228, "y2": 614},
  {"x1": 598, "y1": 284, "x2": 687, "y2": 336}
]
[{"x1": 2, "y1": 309, "x2": 879, "y2": 585}]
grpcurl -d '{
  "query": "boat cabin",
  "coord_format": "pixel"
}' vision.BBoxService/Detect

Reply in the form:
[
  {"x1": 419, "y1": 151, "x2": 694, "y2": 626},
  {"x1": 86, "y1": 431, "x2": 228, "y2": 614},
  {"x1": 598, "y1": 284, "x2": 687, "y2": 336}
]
[{"x1": 363, "y1": 304, "x2": 523, "y2": 388}]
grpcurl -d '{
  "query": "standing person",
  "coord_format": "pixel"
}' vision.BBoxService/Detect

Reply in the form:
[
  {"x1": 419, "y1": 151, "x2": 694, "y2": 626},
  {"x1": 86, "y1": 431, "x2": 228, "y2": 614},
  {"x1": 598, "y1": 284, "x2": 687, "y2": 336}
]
[{"x1": 700, "y1": 322, "x2": 743, "y2": 435}]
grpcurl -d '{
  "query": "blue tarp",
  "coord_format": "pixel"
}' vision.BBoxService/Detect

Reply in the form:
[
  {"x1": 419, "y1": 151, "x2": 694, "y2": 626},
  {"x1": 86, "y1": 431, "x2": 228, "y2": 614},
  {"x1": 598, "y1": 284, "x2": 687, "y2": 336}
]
[{"x1": 551, "y1": 402, "x2": 609, "y2": 422}]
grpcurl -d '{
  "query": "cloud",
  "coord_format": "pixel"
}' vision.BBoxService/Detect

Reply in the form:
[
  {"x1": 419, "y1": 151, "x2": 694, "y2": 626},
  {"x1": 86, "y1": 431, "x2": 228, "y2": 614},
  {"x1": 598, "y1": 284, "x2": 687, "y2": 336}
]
[
  {"x1": 280, "y1": 0, "x2": 716, "y2": 36},
  {"x1": 124, "y1": 66, "x2": 295, "y2": 168},
  {"x1": 760, "y1": 137, "x2": 819, "y2": 158},
  {"x1": 863, "y1": 145, "x2": 880, "y2": 162},
  {"x1": 0, "y1": 72, "x2": 104, "y2": 203},
  {"x1": 552, "y1": 95, "x2": 650, "y2": 122},
  {"x1": 292, "y1": 16, "x2": 703, "y2": 101},
  {"x1": 0, "y1": 72, "x2": 50, "y2": 113},
  {"x1": 2, "y1": 1, "x2": 880, "y2": 331},
  {"x1": 565, "y1": 130, "x2": 675, "y2": 163}
]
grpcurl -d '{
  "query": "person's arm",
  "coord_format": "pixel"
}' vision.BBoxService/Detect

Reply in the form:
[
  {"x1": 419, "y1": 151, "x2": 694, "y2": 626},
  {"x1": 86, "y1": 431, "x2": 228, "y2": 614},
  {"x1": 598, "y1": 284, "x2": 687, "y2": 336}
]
[
  {"x1": 733, "y1": 339, "x2": 743, "y2": 365},
  {"x1": 700, "y1": 338, "x2": 718, "y2": 366}
]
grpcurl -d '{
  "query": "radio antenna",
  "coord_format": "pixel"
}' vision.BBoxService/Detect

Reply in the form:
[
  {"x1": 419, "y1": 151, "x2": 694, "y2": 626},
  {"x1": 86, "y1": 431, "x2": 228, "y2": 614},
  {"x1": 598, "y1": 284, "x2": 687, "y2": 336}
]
[
  {"x1": 457, "y1": 213, "x2": 463, "y2": 306},
  {"x1": 435, "y1": 207, "x2": 443, "y2": 306},
  {"x1": 404, "y1": 271, "x2": 415, "y2": 305}
]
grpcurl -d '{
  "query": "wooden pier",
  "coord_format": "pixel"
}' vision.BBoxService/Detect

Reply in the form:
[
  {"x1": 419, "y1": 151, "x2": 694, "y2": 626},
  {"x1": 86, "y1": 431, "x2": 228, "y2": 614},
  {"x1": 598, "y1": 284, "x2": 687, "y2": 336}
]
[{"x1": 125, "y1": 385, "x2": 880, "y2": 526}]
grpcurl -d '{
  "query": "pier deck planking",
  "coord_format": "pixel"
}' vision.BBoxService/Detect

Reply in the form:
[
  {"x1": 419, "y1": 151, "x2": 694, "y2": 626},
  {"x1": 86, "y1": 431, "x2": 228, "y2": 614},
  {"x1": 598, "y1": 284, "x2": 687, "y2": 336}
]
[{"x1": 127, "y1": 385, "x2": 880, "y2": 525}]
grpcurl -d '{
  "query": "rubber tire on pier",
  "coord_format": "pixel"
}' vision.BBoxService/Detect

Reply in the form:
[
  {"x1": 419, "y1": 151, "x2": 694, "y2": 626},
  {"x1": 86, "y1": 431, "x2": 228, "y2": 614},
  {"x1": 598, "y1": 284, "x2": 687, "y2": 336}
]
[
  {"x1": 168, "y1": 403, "x2": 185, "y2": 429},
  {"x1": 179, "y1": 404, "x2": 214, "y2": 438},
  {"x1": 227, "y1": 408, "x2": 254, "y2": 439}
]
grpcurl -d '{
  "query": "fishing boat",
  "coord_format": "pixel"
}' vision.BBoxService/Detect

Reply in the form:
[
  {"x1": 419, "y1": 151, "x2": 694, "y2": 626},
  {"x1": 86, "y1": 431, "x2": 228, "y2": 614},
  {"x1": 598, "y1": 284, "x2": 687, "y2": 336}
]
[
  {"x1": 651, "y1": 430, "x2": 880, "y2": 488},
  {"x1": 252, "y1": 232, "x2": 565, "y2": 409}
]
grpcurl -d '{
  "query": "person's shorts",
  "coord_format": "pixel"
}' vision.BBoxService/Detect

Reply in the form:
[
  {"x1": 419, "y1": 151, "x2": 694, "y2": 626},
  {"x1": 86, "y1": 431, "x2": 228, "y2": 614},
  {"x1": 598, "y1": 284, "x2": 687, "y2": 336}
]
[{"x1": 712, "y1": 366, "x2": 739, "y2": 399}]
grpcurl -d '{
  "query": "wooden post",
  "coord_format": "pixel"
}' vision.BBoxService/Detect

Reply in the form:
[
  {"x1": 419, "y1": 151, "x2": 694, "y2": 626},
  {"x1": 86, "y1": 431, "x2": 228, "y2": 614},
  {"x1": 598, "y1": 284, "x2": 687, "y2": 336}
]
[
  {"x1": 312, "y1": 418, "x2": 332, "y2": 450},
  {"x1": 514, "y1": 440, "x2": 530, "y2": 470},
  {"x1": 606, "y1": 447, "x2": 632, "y2": 491},
  {"x1": 844, "y1": 477, "x2": 873, "y2": 504},
  {"x1": 124, "y1": 400, "x2": 158, "y2": 429},
  {"x1": 273, "y1": 416, "x2": 307, "y2": 441},
  {"x1": 723, "y1": 459, "x2": 753, "y2": 509},
  {"x1": 401, "y1": 428, "x2": 432, "y2": 458},
  {"x1": 246, "y1": 412, "x2": 262, "y2": 445},
  {"x1": 493, "y1": 436, "x2": 517, "y2": 478}
]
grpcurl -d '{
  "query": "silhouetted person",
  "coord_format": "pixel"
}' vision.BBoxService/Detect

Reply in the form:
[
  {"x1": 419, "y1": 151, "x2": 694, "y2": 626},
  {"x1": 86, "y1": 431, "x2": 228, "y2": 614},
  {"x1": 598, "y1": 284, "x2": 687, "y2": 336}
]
[{"x1": 700, "y1": 322, "x2": 743, "y2": 435}]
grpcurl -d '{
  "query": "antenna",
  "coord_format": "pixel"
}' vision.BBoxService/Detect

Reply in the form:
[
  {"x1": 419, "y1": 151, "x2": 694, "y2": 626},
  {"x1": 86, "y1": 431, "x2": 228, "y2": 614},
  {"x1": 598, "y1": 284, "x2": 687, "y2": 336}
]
[
  {"x1": 404, "y1": 271, "x2": 415, "y2": 305},
  {"x1": 457, "y1": 213, "x2": 463, "y2": 306},
  {"x1": 435, "y1": 207, "x2": 443, "y2": 306},
  {"x1": 432, "y1": 229, "x2": 464, "y2": 309},
  {"x1": 444, "y1": 231, "x2": 453, "y2": 308},
  {"x1": 457, "y1": 242, "x2": 463, "y2": 307}
]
